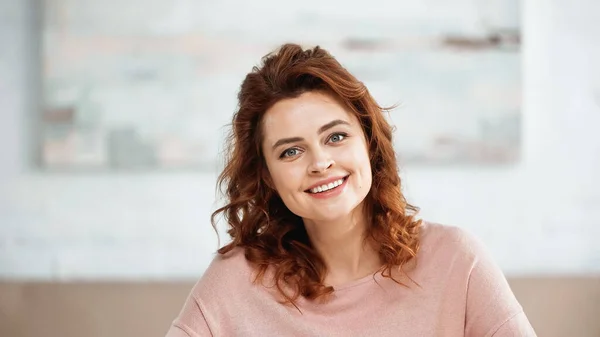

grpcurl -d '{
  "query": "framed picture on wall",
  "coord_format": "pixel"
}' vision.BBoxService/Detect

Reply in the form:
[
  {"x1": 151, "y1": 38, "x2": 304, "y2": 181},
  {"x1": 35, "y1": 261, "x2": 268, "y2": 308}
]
[{"x1": 41, "y1": 0, "x2": 520, "y2": 171}]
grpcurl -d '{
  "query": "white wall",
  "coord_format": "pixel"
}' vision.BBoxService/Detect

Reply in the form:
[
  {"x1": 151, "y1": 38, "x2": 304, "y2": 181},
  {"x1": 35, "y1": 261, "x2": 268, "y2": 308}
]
[{"x1": 1, "y1": 0, "x2": 598, "y2": 280}]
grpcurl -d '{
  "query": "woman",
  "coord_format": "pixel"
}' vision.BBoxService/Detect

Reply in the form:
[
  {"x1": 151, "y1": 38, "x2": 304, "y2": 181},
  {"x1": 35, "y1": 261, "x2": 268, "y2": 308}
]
[{"x1": 166, "y1": 44, "x2": 536, "y2": 336}]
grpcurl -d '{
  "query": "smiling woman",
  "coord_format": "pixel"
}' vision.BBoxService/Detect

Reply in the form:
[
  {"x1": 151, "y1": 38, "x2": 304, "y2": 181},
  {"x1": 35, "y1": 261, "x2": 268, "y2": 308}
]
[
  {"x1": 261, "y1": 92, "x2": 373, "y2": 234},
  {"x1": 165, "y1": 44, "x2": 536, "y2": 337}
]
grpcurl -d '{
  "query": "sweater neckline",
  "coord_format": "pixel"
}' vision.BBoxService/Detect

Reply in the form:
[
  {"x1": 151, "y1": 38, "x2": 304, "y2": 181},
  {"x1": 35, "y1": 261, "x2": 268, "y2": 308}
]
[{"x1": 332, "y1": 270, "x2": 383, "y2": 291}]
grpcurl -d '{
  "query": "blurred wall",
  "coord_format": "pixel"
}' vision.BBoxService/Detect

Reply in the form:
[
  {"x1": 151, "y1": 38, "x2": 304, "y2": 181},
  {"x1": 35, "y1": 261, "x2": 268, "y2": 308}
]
[{"x1": 1, "y1": 0, "x2": 599, "y2": 282}]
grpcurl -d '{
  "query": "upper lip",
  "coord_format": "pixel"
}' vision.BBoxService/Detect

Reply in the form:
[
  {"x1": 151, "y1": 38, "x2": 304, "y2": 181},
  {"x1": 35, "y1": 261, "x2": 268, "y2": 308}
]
[{"x1": 305, "y1": 175, "x2": 348, "y2": 191}]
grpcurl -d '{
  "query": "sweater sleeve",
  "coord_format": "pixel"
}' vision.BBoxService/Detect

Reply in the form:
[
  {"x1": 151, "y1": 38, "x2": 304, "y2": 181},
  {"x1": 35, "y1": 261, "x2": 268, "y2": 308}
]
[
  {"x1": 165, "y1": 292, "x2": 213, "y2": 337},
  {"x1": 463, "y1": 233, "x2": 537, "y2": 337},
  {"x1": 491, "y1": 311, "x2": 538, "y2": 337}
]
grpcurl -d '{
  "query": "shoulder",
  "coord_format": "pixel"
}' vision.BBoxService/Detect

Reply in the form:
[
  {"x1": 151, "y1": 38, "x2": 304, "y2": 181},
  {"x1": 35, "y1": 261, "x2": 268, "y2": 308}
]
[
  {"x1": 168, "y1": 247, "x2": 260, "y2": 335},
  {"x1": 416, "y1": 225, "x2": 532, "y2": 335},
  {"x1": 415, "y1": 221, "x2": 495, "y2": 275},
  {"x1": 190, "y1": 246, "x2": 257, "y2": 300},
  {"x1": 419, "y1": 221, "x2": 489, "y2": 258}
]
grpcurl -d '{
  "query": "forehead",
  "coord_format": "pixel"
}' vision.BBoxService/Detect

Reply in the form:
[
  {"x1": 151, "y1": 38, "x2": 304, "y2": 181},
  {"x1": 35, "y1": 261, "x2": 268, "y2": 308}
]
[{"x1": 262, "y1": 91, "x2": 355, "y2": 140}]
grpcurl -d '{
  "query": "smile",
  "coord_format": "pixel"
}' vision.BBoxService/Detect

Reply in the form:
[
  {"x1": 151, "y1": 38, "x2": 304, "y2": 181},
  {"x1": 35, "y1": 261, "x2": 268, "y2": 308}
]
[{"x1": 305, "y1": 176, "x2": 349, "y2": 195}]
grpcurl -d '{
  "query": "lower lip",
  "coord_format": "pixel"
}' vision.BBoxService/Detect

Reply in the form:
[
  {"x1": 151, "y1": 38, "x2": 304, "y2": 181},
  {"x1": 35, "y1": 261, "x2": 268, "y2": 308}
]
[{"x1": 306, "y1": 177, "x2": 348, "y2": 199}]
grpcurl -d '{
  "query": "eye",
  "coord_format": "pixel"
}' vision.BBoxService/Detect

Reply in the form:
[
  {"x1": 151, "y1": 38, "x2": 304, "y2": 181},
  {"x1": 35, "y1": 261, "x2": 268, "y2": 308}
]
[
  {"x1": 328, "y1": 132, "x2": 347, "y2": 143},
  {"x1": 280, "y1": 148, "x2": 301, "y2": 158}
]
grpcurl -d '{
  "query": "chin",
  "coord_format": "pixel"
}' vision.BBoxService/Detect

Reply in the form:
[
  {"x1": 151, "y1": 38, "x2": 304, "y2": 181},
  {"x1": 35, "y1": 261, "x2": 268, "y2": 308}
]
[
  {"x1": 309, "y1": 202, "x2": 361, "y2": 222},
  {"x1": 311, "y1": 212, "x2": 346, "y2": 223}
]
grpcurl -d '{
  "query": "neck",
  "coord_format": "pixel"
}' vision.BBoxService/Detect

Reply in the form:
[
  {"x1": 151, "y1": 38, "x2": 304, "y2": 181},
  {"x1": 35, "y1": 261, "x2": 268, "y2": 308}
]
[{"x1": 303, "y1": 208, "x2": 382, "y2": 287}]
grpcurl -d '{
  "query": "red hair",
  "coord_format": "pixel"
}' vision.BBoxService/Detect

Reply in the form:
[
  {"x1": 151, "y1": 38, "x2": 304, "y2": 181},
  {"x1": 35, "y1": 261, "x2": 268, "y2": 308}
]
[{"x1": 212, "y1": 43, "x2": 421, "y2": 305}]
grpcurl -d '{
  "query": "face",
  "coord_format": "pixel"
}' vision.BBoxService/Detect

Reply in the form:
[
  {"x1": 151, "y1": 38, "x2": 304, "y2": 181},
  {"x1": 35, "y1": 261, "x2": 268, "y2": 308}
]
[{"x1": 261, "y1": 91, "x2": 372, "y2": 224}]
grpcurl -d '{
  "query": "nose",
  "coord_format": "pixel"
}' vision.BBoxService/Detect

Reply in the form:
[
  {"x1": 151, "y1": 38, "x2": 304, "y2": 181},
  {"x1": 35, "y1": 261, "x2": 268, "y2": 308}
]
[{"x1": 308, "y1": 148, "x2": 334, "y2": 174}]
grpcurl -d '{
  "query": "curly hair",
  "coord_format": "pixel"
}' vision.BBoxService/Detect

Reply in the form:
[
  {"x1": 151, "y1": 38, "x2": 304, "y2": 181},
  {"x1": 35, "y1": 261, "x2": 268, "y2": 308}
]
[{"x1": 211, "y1": 43, "x2": 421, "y2": 306}]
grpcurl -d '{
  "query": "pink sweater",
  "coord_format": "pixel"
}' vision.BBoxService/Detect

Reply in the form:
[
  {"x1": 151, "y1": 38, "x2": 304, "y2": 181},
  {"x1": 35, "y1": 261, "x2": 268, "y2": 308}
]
[{"x1": 166, "y1": 222, "x2": 536, "y2": 336}]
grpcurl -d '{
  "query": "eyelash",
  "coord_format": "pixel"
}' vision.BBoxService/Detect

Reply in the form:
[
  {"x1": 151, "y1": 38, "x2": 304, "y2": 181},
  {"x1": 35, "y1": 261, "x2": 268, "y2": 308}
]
[{"x1": 279, "y1": 132, "x2": 349, "y2": 159}]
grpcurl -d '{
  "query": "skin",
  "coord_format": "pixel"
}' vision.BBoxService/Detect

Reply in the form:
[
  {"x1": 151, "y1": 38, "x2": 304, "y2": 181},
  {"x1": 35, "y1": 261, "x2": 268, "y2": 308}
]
[{"x1": 261, "y1": 91, "x2": 383, "y2": 287}]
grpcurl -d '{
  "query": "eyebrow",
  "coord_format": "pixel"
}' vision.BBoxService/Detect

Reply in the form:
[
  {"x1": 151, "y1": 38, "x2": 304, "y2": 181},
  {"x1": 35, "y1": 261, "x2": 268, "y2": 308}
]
[{"x1": 271, "y1": 119, "x2": 350, "y2": 151}]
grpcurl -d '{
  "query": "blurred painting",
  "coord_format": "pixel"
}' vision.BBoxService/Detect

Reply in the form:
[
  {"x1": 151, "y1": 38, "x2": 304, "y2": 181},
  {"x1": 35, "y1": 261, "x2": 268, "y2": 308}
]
[{"x1": 41, "y1": 0, "x2": 520, "y2": 170}]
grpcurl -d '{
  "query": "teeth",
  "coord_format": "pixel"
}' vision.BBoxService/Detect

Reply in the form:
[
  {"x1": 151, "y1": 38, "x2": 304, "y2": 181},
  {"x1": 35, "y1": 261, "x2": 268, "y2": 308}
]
[{"x1": 309, "y1": 178, "x2": 345, "y2": 194}]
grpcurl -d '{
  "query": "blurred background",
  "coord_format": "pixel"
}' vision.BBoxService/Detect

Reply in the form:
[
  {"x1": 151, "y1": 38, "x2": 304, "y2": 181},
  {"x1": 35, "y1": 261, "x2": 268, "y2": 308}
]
[{"x1": 1, "y1": 0, "x2": 599, "y2": 336}]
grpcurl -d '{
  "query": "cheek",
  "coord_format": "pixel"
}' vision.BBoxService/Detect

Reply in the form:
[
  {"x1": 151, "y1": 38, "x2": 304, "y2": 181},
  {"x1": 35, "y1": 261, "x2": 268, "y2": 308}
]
[
  {"x1": 342, "y1": 142, "x2": 371, "y2": 171},
  {"x1": 346, "y1": 143, "x2": 372, "y2": 189},
  {"x1": 269, "y1": 163, "x2": 303, "y2": 195},
  {"x1": 269, "y1": 166, "x2": 308, "y2": 215}
]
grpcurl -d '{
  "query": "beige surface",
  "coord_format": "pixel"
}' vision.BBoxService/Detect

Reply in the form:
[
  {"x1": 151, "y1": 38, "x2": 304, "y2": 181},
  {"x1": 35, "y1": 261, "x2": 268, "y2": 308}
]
[{"x1": 0, "y1": 278, "x2": 599, "y2": 337}]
